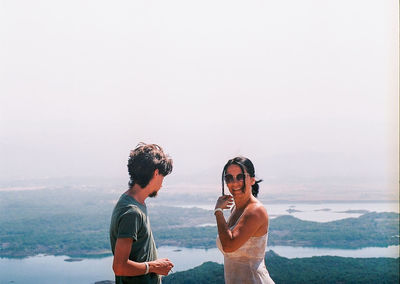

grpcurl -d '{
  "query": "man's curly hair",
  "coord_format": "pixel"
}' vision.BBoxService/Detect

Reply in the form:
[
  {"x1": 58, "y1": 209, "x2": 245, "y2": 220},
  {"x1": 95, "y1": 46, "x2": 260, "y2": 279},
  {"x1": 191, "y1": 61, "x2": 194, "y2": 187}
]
[{"x1": 127, "y1": 143, "x2": 173, "y2": 188}]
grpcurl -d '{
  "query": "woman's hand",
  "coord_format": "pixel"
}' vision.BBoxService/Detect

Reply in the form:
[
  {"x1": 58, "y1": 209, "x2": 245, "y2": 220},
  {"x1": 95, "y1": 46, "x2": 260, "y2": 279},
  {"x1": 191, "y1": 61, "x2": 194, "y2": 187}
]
[{"x1": 215, "y1": 195, "x2": 233, "y2": 210}]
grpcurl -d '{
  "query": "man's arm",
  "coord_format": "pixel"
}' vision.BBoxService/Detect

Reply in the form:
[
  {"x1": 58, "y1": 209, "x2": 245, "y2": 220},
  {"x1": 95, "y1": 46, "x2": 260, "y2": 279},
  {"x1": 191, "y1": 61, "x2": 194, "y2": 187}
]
[{"x1": 112, "y1": 238, "x2": 174, "y2": 276}]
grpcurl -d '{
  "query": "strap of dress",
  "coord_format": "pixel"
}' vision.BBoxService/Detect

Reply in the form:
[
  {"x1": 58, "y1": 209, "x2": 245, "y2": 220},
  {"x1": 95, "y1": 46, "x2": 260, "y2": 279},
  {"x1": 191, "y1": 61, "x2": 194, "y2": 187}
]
[{"x1": 229, "y1": 206, "x2": 245, "y2": 229}]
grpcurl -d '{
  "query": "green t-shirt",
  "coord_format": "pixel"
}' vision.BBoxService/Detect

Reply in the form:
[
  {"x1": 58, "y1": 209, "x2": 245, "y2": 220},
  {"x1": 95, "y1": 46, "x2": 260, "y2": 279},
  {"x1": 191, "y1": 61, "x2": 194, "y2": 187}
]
[{"x1": 110, "y1": 194, "x2": 160, "y2": 284}]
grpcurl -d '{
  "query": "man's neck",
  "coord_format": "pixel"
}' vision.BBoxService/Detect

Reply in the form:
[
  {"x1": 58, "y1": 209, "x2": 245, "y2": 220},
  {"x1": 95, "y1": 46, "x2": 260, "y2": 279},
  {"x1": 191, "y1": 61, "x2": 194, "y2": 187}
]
[{"x1": 125, "y1": 184, "x2": 148, "y2": 205}]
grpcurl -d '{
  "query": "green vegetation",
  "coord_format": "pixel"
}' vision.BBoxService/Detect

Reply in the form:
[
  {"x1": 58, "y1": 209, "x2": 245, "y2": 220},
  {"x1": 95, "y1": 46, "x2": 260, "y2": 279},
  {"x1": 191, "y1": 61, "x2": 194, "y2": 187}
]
[
  {"x1": 163, "y1": 251, "x2": 400, "y2": 284},
  {"x1": 163, "y1": 261, "x2": 224, "y2": 284},
  {"x1": 149, "y1": 205, "x2": 215, "y2": 229},
  {"x1": 0, "y1": 187, "x2": 398, "y2": 257},
  {"x1": 155, "y1": 226, "x2": 217, "y2": 248},
  {"x1": 268, "y1": 212, "x2": 400, "y2": 248},
  {"x1": 154, "y1": 211, "x2": 400, "y2": 249}
]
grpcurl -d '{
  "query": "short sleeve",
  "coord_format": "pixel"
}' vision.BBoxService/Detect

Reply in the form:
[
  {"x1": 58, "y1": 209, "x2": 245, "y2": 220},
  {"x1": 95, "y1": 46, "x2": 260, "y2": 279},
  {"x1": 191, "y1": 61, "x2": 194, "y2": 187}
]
[{"x1": 117, "y1": 208, "x2": 143, "y2": 241}]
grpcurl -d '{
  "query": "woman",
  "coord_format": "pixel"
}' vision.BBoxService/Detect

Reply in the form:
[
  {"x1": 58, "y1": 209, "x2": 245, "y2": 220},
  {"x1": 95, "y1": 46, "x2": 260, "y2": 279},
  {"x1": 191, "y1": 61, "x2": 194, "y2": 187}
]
[{"x1": 215, "y1": 157, "x2": 275, "y2": 284}]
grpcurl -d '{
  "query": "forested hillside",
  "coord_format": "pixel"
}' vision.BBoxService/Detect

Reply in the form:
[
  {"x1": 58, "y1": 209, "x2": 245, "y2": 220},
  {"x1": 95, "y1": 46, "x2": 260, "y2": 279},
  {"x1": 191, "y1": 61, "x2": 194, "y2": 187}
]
[
  {"x1": 163, "y1": 251, "x2": 400, "y2": 284},
  {"x1": 0, "y1": 188, "x2": 398, "y2": 257}
]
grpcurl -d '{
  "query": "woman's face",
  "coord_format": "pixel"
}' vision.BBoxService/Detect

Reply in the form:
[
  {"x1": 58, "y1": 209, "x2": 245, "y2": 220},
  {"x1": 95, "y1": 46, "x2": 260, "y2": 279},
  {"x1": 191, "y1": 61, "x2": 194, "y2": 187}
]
[{"x1": 225, "y1": 164, "x2": 255, "y2": 198}]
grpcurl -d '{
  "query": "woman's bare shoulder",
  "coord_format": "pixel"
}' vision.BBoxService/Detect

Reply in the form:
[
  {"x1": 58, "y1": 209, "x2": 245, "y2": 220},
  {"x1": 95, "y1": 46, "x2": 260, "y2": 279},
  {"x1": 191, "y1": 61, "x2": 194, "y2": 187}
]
[
  {"x1": 245, "y1": 201, "x2": 268, "y2": 219},
  {"x1": 240, "y1": 201, "x2": 268, "y2": 236}
]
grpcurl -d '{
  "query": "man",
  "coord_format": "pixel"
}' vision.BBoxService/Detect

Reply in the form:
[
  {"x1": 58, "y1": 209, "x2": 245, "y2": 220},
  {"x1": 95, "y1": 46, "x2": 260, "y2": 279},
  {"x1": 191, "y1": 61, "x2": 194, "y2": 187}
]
[{"x1": 110, "y1": 143, "x2": 174, "y2": 284}]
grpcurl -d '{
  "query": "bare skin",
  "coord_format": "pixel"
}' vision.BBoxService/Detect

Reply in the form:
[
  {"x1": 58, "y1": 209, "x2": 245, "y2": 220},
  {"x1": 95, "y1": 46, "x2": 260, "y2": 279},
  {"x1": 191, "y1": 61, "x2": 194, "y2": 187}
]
[
  {"x1": 215, "y1": 164, "x2": 269, "y2": 253},
  {"x1": 113, "y1": 238, "x2": 173, "y2": 276},
  {"x1": 112, "y1": 169, "x2": 174, "y2": 276}
]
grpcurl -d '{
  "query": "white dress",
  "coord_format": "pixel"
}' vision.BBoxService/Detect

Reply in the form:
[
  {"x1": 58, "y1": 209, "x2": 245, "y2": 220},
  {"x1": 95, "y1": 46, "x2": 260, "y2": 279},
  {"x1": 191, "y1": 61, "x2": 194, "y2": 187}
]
[{"x1": 216, "y1": 215, "x2": 275, "y2": 284}]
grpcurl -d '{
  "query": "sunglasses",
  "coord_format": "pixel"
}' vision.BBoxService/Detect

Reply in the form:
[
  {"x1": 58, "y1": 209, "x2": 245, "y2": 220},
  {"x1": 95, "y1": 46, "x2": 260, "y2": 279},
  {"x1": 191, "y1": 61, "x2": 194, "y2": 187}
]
[{"x1": 224, "y1": 173, "x2": 249, "y2": 184}]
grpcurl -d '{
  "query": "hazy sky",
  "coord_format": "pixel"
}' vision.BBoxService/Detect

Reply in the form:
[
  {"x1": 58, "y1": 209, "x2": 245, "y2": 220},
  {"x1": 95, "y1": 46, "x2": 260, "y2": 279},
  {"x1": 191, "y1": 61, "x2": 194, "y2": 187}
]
[{"x1": 0, "y1": 1, "x2": 398, "y2": 199}]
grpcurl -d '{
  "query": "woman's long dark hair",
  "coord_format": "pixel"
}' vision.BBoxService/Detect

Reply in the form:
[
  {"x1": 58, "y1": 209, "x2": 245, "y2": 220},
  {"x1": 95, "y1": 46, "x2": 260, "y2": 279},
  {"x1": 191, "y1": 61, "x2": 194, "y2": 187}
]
[{"x1": 221, "y1": 156, "x2": 263, "y2": 197}]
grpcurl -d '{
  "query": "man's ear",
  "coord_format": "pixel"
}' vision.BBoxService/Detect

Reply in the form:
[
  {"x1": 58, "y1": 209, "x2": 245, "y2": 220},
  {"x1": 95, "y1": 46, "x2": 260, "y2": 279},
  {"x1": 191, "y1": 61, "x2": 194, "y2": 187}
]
[{"x1": 149, "y1": 169, "x2": 159, "y2": 185}]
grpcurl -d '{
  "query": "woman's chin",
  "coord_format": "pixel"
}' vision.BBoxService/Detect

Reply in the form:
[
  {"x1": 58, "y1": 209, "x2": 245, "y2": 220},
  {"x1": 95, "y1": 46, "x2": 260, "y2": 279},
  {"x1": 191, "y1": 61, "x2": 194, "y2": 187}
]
[{"x1": 231, "y1": 191, "x2": 243, "y2": 197}]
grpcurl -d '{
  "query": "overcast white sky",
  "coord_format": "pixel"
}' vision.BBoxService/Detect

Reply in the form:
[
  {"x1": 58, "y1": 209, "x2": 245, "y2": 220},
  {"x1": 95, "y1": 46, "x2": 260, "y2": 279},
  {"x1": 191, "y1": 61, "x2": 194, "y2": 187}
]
[{"x1": 0, "y1": 0, "x2": 398, "y2": 199}]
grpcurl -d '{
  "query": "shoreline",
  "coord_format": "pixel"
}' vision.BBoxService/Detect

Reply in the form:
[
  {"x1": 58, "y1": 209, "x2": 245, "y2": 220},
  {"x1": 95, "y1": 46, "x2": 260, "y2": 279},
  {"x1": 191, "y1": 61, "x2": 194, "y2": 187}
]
[{"x1": 2, "y1": 244, "x2": 399, "y2": 260}]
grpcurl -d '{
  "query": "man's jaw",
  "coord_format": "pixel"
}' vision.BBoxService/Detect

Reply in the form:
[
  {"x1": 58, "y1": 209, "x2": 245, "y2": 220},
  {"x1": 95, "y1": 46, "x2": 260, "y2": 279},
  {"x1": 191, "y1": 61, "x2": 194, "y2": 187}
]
[{"x1": 148, "y1": 191, "x2": 158, "y2": 198}]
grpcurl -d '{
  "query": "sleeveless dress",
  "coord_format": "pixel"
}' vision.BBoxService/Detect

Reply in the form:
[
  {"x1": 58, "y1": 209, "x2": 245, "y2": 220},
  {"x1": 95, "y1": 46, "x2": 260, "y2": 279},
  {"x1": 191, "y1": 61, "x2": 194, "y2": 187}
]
[{"x1": 216, "y1": 212, "x2": 275, "y2": 284}]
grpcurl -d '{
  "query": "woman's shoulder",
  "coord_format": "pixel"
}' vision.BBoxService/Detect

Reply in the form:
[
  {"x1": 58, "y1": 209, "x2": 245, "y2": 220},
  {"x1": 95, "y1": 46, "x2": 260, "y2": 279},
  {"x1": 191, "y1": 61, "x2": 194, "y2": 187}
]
[{"x1": 245, "y1": 200, "x2": 268, "y2": 218}]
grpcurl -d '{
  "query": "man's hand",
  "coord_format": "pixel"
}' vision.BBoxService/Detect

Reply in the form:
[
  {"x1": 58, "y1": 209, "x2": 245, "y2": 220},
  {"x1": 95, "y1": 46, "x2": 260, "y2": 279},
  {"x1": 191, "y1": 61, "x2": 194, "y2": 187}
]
[{"x1": 149, "y1": 258, "x2": 174, "y2": 275}]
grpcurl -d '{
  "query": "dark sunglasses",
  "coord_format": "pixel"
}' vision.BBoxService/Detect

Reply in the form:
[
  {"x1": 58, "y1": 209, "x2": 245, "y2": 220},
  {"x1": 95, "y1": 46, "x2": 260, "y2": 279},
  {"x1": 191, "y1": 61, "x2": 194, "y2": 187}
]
[{"x1": 224, "y1": 173, "x2": 249, "y2": 184}]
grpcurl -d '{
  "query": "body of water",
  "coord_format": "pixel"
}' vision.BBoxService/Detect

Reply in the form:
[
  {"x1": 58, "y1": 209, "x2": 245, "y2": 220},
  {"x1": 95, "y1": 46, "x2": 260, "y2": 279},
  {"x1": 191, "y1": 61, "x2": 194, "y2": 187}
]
[
  {"x1": 1, "y1": 245, "x2": 399, "y2": 284},
  {"x1": 0, "y1": 254, "x2": 112, "y2": 284},
  {"x1": 171, "y1": 201, "x2": 399, "y2": 222}
]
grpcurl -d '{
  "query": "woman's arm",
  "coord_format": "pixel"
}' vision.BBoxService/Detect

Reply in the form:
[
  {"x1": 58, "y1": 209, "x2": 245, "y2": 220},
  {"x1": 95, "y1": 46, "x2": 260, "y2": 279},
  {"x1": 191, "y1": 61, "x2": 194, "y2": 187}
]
[{"x1": 215, "y1": 199, "x2": 268, "y2": 253}]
